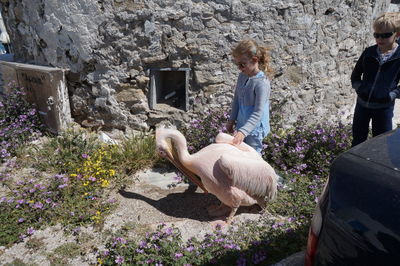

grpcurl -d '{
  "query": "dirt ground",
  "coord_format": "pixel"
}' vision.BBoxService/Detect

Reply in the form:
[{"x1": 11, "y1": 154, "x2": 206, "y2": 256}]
[{"x1": 0, "y1": 167, "x2": 266, "y2": 265}]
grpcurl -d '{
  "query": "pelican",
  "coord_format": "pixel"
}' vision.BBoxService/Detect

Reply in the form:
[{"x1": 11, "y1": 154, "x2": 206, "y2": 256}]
[{"x1": 155, "y1": 127, "x2": 278, "y2": 224}]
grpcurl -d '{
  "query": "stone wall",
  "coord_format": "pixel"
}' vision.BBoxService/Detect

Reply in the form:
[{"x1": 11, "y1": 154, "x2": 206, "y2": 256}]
[{"x1": 0, "y1": 0, "x2": 395, "y2": 132}]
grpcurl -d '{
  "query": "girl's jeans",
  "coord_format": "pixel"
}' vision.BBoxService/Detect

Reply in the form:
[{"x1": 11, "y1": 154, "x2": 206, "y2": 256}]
[
  {"x1": 352, "y1": 103, "x2": 394, "y2": 147},
  {"x1": 245, "y1": 134, "x2": 263, "y2": 154}
]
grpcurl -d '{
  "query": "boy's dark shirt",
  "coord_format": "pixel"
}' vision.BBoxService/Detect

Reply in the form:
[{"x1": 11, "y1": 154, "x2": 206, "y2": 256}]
[{"x1": 351, "y1": 44, "x2": 400, "y2": 106}]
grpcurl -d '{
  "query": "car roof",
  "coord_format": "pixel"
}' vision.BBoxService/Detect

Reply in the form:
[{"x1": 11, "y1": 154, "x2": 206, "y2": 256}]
[{"x1": 346, "y1": 128, "x2": 400, "y2": 171}]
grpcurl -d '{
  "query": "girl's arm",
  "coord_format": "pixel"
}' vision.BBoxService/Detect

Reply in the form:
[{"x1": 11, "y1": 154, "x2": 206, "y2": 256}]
[
  {"x1": 238, "y1": 79, "x2": 270, "y2": 136},
  {"x1": 229, "y1": 90, "x2": 239, "y2": 122},
  {"x1": 229, "y1": 77, "x2": 241, "y2": 122}
]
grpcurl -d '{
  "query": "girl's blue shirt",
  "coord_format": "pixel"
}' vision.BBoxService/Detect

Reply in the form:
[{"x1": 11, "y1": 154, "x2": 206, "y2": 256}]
[{"x1": 230, "y1": 71, "x2": 271, "y2": 139}]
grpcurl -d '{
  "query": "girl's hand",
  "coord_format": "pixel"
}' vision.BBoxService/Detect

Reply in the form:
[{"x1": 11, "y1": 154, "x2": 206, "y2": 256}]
[
  {"x1": 226, "y1": 121, "x2": 235, "y2": 134},
  {"x1": 232, "y1": 131, "x2": 245, "y2": 146}
]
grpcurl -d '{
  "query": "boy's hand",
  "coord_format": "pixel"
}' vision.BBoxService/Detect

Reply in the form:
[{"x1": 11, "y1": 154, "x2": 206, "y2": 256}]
[
  {"x1": 232, "y1": 131, "x2": 245, "y2": 146},
  {"x1": 389, "y1": 91, "x2": 396, "y2": 101}
]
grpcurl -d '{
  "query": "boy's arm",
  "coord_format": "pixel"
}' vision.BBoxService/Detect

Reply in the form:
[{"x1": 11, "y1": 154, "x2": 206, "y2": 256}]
[
  {"x1": 389, "y1": 86, "x2": 400, "y2": 101},
  {"x1": 390, "y1": 71, "x2": 400, "y2": 101},
  {"x1": 351, "y1": 50, "x2": 366, "y2": 91}
]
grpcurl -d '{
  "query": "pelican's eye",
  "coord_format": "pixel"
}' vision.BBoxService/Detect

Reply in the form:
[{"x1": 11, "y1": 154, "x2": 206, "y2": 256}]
[{"x1": 158, "y1": 148, "x2": 167, "y2": 158}]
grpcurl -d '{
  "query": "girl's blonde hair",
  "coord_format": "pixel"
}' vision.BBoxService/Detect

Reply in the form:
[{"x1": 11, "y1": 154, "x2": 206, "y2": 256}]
[
  {"x1": 373, "y1": 12, "x2": 400, "y2": 33},
  {"x1": 231, "y1": 39, "x2": 273, "y2": 77}
]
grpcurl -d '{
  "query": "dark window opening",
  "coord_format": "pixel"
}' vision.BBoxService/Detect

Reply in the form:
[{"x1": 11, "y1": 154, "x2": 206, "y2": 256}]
[{"x1": 149, "y1": 68, "x2": 190, "y2": 111}]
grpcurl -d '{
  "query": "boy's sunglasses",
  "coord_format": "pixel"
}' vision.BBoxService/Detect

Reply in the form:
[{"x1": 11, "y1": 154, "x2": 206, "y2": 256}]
[{"x1": 373, "y1": 32, "x2": 394, "y2": 39}]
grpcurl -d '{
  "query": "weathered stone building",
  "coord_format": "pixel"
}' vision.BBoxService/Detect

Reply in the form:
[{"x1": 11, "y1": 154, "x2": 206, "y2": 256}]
[{"x1": 0, "y1": 0, "x2": 398, "y2": 132}]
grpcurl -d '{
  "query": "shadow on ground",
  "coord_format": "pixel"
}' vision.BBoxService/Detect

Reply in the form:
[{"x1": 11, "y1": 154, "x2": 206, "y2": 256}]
[{"x1": 119, "y1": 188, "x2": 262, "y2": 222}]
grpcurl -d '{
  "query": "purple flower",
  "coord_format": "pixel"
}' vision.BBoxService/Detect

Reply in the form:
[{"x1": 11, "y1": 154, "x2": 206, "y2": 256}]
[
  {"x1": 58, "y1": 184, "x2": 68, "y2": 189},
  {"x1": 33, "y1": 202, "x2": 44, "y2": 209},
  {"x1": 18, "y1": 218, "x2": 25, "y2": 223},
  {"x1": 252, "y1": 250, "x2": 267, "y2": 264},
  {"x1": 139, "y1": 240, "x2": 147, "y2": 248},
  {"x1": 115, "y1": 256, "x2": 124, "y2": 264},
  {"x1": 55, "y1": 174, "x2": 64, "y2": 179},
  {"x1": 223, "y1": 243, "x2": 240, "y2": 250},
  {"x1": 236, "y1": 257, "x2": 247, "y2": 266},
  {"x1": 175, "y1": 253, "x2": 183, "y2": 258},
  {"x1": 165, "y1": 227, "x2": 173, "y2": 235},
  {"x1": 173, "y1": 175, "x2": 182, "y2": 182},
  {"x1": 115, "y1": 237, "x2": 127, "y2": 244},
  {"x1": 27, "y1": 227, "x2": 35, "y2": 235},
  {"x1": 89, "y1": 176, "x2": 96, "y2": 182},
  {"x1": 186, "y1": 246, "x2": 194, "y2": 252},
  {"x1": 82, "y1": 153, "x2": 88, "y2": 159}
]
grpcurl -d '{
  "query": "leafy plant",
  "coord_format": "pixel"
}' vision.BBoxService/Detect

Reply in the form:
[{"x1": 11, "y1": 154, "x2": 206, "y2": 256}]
[
  {"x1": 108, "y1": 133, "x2": 158, "y2": 177},
  {"x1": 24, "y1": 127, "x2": 101, "y2": 173},
  {"x1": 182, "y1": 109, "x2": 229, "y2": 153},
  {"x1": 0, "y1": 87, "x2": 44, "y2": 162},
  {"x1": 263, "y1": 116, "x2": 352, "y2": 177}
]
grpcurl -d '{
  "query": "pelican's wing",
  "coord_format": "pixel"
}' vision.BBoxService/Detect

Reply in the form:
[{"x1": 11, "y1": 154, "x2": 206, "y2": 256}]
[{"x1": 217, "y1": 154, "x2": 277, "y2": 200}]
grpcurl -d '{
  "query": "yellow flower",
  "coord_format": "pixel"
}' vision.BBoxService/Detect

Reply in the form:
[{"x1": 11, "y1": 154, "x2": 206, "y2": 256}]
[
  {"x1": 109, "y1": 169, "x2": 115, "y2": 176},
  {"x1": 28, "y1": 200, "x2": 34, "y2": 204},
  {"x1": 70, "y1": 174, "x2": 77, "y2": 177},
  {"x1": 101, "y1": 180, "x2": 109, "y2": 188}
]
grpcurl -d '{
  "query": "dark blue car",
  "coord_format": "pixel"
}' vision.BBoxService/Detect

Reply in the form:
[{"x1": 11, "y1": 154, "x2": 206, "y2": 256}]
[{"x1": 305, "y1": 128, "x2": 400, "y2": 265}]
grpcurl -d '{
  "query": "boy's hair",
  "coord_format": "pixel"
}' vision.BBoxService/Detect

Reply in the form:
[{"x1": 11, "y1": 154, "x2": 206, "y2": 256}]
[
  {"x1": 373, "y1": 12, "x2": 400, "y2": 33},
  {"x1": 231, "y1": 39, "x2": 273, "y2": 77}
]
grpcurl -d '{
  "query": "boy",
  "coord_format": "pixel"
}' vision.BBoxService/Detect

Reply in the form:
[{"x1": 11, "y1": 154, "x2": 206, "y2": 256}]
[{"x1": 351, "y1": 12, "x2": 400, "y2": 147}]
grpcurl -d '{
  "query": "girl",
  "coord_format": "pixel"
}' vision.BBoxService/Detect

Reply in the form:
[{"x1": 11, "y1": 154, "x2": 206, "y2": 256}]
[{"x1": 226, "y1": 39, "x2": 273, "y2": 153}]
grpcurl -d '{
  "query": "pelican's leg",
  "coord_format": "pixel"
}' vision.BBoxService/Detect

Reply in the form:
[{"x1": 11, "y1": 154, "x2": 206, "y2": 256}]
[
  {"x1": 207, "y1": 202, "x2": 230, "y2": 217},
  {"x1": 256, "y1": 197, "x2": 267, "y2": 209},
  {"x1": 226, "y1": 206, "x2": 239, "y2": 225}
]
